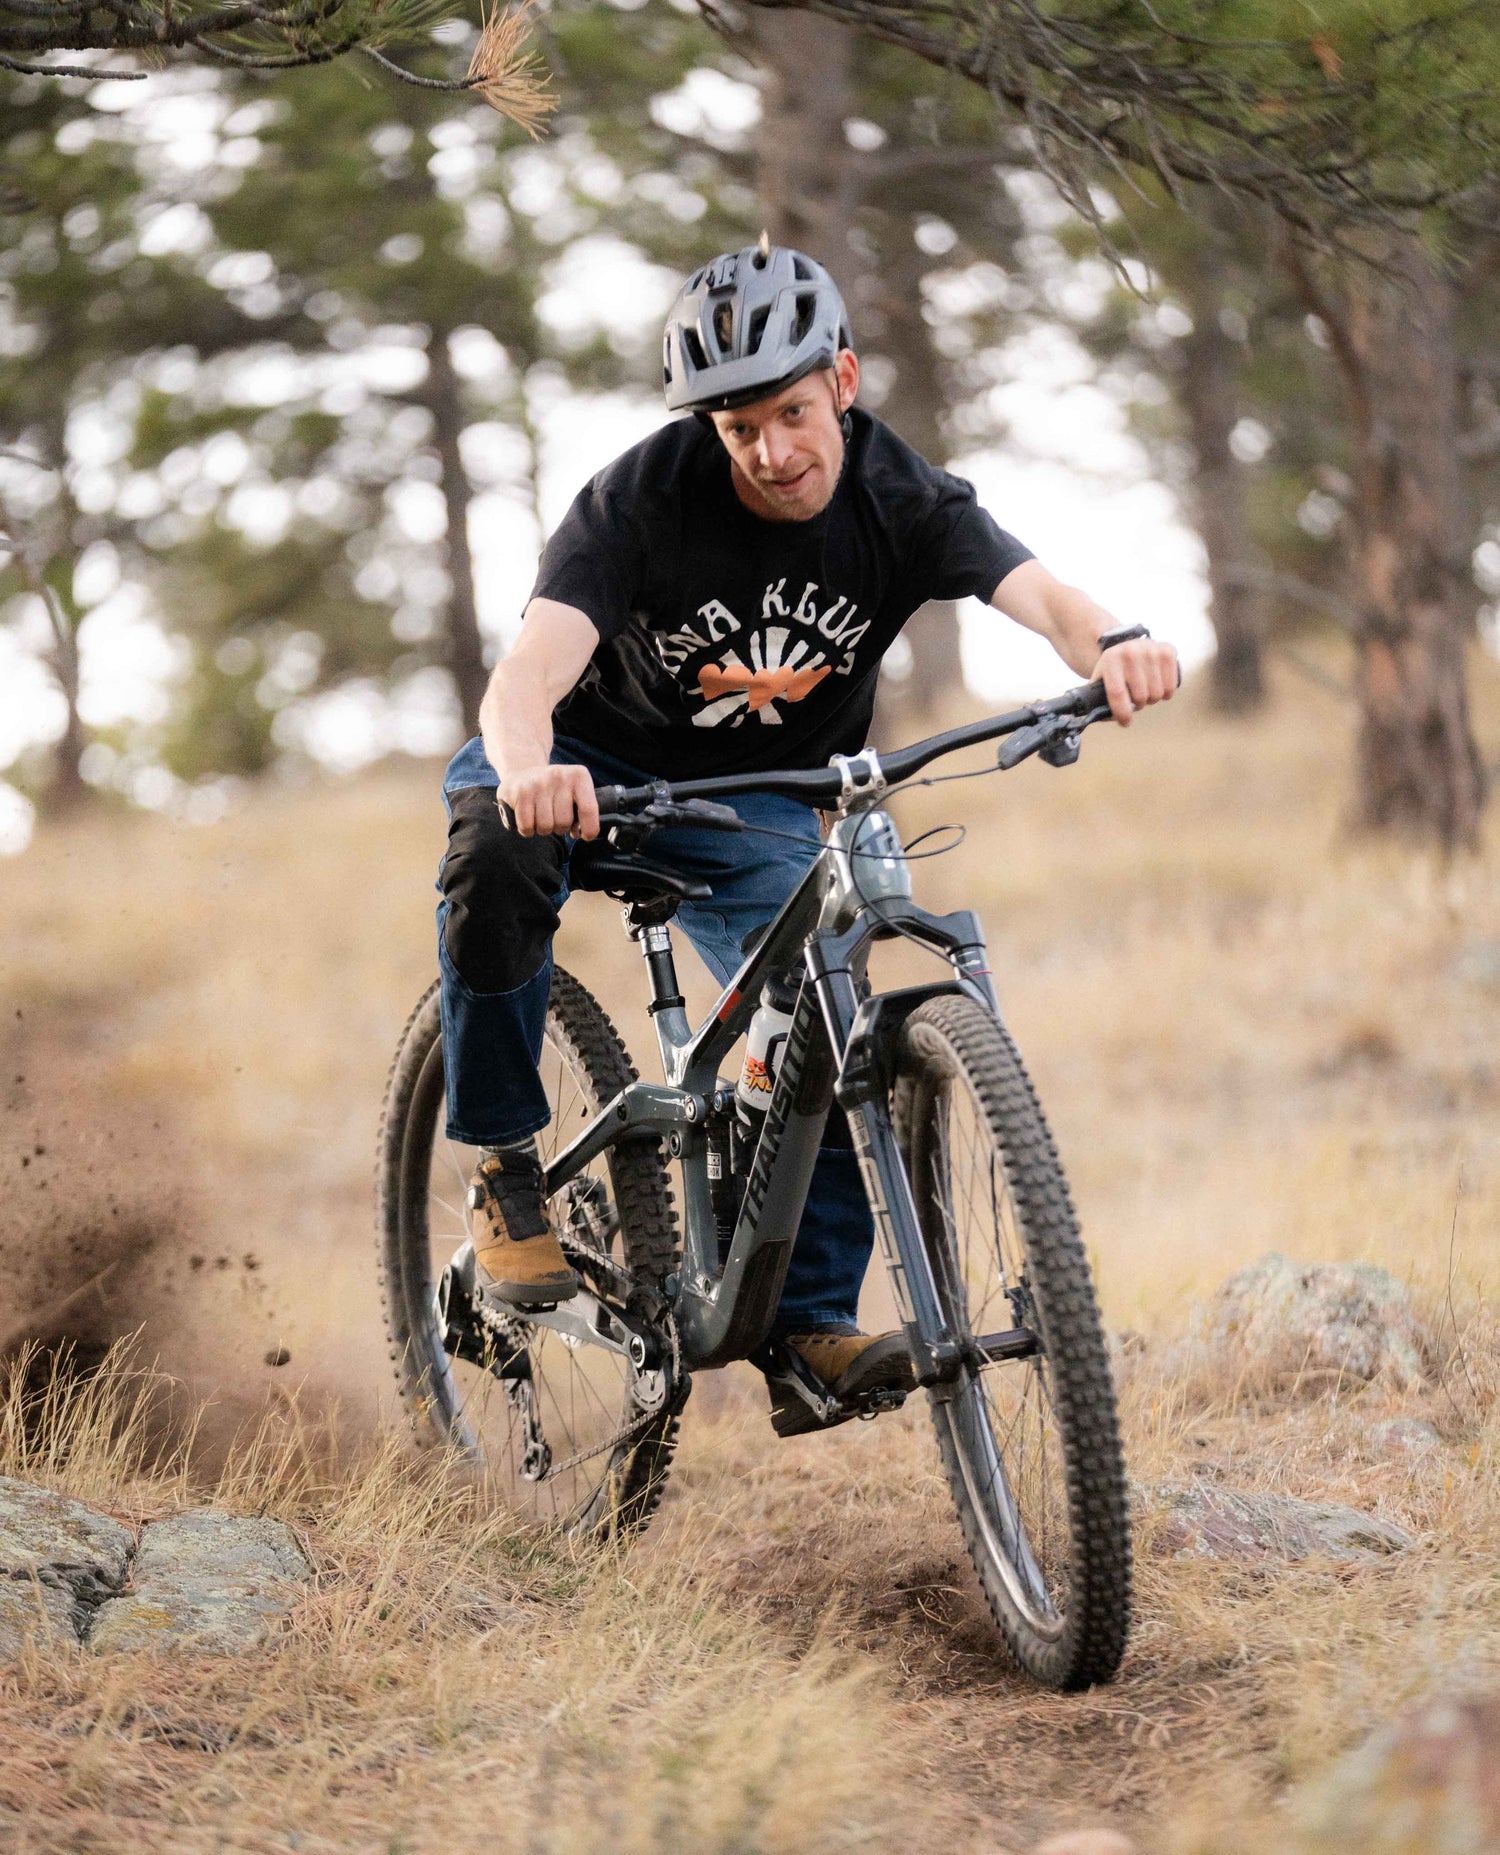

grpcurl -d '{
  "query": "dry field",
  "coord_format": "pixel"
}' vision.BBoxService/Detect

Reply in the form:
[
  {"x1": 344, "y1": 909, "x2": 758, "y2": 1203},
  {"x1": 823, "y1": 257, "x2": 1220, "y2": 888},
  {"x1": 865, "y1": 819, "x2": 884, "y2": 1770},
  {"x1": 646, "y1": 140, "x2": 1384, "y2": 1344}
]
[{"x1": 1, "y1": 652, "x2": 1498, "y2": 1852}]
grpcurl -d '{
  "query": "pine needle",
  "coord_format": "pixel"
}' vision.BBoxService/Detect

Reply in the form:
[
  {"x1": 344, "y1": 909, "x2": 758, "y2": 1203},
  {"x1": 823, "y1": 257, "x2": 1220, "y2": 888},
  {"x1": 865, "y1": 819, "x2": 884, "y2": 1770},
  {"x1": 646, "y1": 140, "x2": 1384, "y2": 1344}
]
[{"x1": 465, "y1": 1, "x2": 556, "y2": 138}]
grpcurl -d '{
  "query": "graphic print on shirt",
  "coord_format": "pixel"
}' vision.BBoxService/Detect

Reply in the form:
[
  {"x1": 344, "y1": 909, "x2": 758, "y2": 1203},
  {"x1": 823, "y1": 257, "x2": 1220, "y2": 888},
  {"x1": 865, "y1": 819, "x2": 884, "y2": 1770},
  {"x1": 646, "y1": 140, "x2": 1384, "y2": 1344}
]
[{"x1": 654, "y1": 577, "x2": 870, "y2": 729}]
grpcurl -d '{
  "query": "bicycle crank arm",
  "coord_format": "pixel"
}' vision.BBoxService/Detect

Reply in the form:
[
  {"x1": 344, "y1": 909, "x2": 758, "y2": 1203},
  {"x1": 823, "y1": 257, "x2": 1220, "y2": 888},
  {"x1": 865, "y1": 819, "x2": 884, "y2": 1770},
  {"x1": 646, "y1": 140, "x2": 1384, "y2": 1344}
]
[
  {"x1": 514, "y1": 1290, "x2": 662, "y2": 1370},
  {"x1": 437, "y1": 1240, "x2": 662, "y2": 1371}
]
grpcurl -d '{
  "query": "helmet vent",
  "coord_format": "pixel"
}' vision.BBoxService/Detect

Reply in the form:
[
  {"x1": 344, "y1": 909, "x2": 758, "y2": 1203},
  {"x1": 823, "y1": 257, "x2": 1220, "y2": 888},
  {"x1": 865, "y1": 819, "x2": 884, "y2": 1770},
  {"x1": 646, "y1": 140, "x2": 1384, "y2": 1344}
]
[
  {"x1": 792, "y1": 256, "x2": 814, "y2": 281},
  {"x1": 683, "y1": 327, "x2": 708, "y2": 371},
  {"x1": 712, "y1": 300, "x2": 734, "y2": 354},
  {"x1": 745, "y1": 305, "x2": 770, "y2": 356},
  {"x1": 791, "y1": 292, "x2": 816, "y2": 344},
  {"x1": 662, "y1": 332, "x2": 673, "y2": 382}
]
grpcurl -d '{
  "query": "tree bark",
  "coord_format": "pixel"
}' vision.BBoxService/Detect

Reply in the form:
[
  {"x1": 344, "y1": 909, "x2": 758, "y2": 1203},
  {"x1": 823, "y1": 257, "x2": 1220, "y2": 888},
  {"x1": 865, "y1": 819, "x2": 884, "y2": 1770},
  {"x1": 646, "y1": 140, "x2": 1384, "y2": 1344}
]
[
  {"x1": 40, "y1": 569, "x2": 87, "y2": 816},
  {"x1": 748, "y1": 10, "x2": 967, "y2": 724},
  {"x1": 1309, "y1": 241, "x2": 1484, "y2": 849},
  {"x1": 865, "y1": 224, "x2": 967, "y2": 715},
  {"x1": 1175, "y1": 241, "x2": 1266, "y2": 713},
  {"x1": 424, "y1": 331, "x2": 489, "y2": 737},
  {"x1": 746, "y1": 10, "x2": 861, "y2": 303}
]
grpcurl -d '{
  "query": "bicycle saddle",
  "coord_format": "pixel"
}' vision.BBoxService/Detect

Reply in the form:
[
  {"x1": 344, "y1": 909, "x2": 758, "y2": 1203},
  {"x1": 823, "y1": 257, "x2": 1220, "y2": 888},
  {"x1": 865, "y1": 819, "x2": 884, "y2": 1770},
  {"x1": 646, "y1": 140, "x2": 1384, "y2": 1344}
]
[{"x1": 569, "y1": 838, "x2": 712, "y2": 904}]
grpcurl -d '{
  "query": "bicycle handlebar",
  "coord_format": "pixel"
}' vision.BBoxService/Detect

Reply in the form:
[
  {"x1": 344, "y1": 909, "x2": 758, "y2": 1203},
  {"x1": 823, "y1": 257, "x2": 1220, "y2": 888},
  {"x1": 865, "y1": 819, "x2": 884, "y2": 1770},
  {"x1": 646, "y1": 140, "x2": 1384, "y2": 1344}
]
[{"x1": 594, "y1": 678, "x2": 1113, "y2": 819}]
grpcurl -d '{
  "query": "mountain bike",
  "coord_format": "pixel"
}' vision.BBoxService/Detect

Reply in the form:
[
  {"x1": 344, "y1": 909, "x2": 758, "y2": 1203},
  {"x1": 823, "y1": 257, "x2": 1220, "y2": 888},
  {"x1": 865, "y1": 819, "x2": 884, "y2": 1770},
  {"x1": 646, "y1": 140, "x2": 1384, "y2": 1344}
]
[{"x1": 378, "y1": 676, "x2": 1133, "y2": 1690}]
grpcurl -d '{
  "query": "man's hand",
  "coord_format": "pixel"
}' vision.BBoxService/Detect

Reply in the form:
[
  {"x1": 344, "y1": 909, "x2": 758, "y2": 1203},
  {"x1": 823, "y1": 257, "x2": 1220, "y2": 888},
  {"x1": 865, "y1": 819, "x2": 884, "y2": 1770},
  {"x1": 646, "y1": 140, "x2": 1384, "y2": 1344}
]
[
  {"x1": 499, "y1": 764, "x2": 601, "y2": 840},
  {"x1": 990, "y1": 562, "x2": 1182, "y2": 722},
  {"x1": 1094, "y1": 635, "x2": 1180, "y2": 727}
]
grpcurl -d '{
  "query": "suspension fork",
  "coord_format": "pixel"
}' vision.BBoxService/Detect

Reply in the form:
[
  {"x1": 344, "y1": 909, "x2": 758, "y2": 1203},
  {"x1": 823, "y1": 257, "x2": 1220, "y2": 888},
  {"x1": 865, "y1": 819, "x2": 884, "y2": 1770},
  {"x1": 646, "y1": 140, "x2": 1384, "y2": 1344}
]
[{"x1": 804, "y1": 928, "x2": 980, "y2": 1391}]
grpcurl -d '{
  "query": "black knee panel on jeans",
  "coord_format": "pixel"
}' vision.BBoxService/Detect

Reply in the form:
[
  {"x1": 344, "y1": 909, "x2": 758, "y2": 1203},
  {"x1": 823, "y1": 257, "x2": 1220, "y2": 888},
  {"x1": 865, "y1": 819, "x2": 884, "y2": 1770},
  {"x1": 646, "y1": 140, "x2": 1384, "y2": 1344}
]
[{"x1": 441, "y1": 785, "x2": 568, "y2": 994}]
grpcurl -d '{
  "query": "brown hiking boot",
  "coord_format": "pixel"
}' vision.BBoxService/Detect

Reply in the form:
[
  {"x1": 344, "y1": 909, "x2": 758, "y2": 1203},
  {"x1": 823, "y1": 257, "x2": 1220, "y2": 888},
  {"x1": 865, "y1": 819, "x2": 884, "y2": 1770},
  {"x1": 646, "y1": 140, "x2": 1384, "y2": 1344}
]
[
  {"x1": 467, "y1": 1149, "x2": 579, "y2": 1311},
  {"x1": 785, "y1": 1329, "x2": 915, "y2": 1400}
]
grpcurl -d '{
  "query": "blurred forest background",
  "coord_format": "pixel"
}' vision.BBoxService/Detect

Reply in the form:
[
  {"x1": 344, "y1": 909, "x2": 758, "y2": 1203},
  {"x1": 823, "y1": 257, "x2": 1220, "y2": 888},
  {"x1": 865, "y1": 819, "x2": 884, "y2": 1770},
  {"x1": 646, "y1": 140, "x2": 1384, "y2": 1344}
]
[
  {"x1": 3, "y1": 0, "x2": 1500, "y2": 859},
  {"x1": 3, "y1": 12, "x2": 1500, "y2": 1847}
]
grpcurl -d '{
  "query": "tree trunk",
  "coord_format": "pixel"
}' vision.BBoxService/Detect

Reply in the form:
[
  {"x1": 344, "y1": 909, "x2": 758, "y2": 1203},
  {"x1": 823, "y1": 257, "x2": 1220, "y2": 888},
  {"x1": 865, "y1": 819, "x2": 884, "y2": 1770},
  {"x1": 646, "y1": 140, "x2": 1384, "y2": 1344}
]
[
  {"x1": 42, "y1": 571, "x2": 87, "y2": 816},
  {"x1": 749, "y1": 11, "x2": 968, "y2": 724},
  {"x1": 424, "y1": 331, "x2": 488, "y2": 737},
  {"x1": 746, "y1": 10, "x2": 860, "y2": 302},
  {"x1": 1176, "y1": 240, "x2": 1266, "y2": 713},
  {"x1": 1335, "y1": 242, "x2": 1483, "y2": 849},
  {"x1": 866, "y1": 226, "x2": 967, "y2": 715}
]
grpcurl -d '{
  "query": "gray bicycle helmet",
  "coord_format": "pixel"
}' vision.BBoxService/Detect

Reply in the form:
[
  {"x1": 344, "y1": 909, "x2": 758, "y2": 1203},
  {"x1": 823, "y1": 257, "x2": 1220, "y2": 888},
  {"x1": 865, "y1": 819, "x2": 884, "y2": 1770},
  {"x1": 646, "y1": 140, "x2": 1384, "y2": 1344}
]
[{"x1": 662, "y1": 241, "x2": 853, "y2": 414}]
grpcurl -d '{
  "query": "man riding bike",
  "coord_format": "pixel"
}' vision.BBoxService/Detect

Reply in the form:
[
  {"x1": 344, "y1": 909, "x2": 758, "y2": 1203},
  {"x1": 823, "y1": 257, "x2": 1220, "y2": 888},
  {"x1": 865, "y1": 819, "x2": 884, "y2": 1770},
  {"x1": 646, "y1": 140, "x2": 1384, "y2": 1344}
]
[{"x1": 437, "y1": 240, "x2": 1179, "y2": 1417}]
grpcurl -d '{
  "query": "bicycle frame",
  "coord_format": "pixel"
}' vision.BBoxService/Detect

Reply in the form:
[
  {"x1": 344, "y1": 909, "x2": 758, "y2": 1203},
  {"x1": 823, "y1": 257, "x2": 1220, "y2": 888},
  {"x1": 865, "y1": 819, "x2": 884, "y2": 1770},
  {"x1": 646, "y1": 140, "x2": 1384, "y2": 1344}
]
[{"x1": 539, "y1": 802, "x2": 1002, "y2": 1386}]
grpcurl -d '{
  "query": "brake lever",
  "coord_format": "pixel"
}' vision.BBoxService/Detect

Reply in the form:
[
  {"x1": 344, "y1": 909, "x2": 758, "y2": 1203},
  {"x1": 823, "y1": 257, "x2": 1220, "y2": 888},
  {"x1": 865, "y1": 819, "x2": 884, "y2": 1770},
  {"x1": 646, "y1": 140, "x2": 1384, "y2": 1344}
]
[
  {"x1": 998, "y1": 703, "x2": 1114, "y2": 772},
  {"x1": 596, "y1": 796, "x2": 745, "y2": 834},
  {"x1": 995, "y1": 718, "x2": 1054, "y2": 771},
  {"x1": 1038, "y1": 702, "x2": 1114, "y2": 767}
]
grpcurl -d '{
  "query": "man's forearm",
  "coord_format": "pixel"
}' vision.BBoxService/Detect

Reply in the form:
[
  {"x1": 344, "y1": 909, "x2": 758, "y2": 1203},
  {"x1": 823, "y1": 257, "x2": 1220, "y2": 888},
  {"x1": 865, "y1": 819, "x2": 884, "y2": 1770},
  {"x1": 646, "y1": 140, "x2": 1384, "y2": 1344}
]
[
  {"x1": 479, "y1": 661, "x2": 554, "y2": 785},
  {"x1": 1039, "y1": 582, "x2": 1120, "y2": 679}
]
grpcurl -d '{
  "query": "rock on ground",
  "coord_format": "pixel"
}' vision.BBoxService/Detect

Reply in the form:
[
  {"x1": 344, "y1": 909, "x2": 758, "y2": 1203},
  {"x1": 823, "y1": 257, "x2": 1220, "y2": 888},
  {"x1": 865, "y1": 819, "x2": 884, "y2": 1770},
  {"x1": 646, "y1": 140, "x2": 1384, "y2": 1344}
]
[
  {"x1": 0, "y1": 1475, "x2": 133, "y2": 1643},
  {"x1": 88, "y1": 1510, "x2": 310, "y2": 1653},
  {"x1": 0, "y1": 1576, "x2": 81, "y2": 1655},
  {"x1": 1365, "y1": 1416, "x2": 1442, "y2": 1458},
  {"x1": 1143, "y1": 1481, "x2": 1414, "y2": 1563},
  {"x1": 0, "y1": 1478, "x2": 310, "y2": 1654},
  {"x1": 1293, "y1": 1688, "x2": 1500, "y2": 1854},
  {"x1": 1192, "y1": 1252, "x2": 1429, "y2": 1390},
  {"x1": 1032, "y1": 1834, "x2": 1137, "y2": 1855}
]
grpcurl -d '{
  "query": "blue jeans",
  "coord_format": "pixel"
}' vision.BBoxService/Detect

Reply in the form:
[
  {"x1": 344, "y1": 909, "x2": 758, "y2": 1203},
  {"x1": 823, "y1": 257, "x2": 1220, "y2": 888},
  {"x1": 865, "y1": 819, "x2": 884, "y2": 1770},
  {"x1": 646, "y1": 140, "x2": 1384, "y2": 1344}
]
[{"x1": 437, "y1": 734, "x2": 874, "y2": 1336}]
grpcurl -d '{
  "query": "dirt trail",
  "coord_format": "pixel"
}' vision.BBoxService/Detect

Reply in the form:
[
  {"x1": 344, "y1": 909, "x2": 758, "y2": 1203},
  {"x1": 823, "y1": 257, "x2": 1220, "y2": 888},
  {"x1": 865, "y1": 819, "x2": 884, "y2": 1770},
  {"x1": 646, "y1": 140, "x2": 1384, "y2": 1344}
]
[{"x1": 1, "y1": 664, "x2": 1497, "y2": 1847}]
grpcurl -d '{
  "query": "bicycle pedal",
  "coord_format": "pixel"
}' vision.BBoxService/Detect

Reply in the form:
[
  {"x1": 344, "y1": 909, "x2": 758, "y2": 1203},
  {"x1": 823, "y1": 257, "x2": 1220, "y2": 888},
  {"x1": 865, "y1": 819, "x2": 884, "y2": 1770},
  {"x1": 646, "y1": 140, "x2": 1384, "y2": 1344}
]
[
  {"x1": 767, "y1": 1385, "x2": 855, "y2": 1439},
  {"x1": 853, "y1": 1387, "x2": 908, "y2": 1421}
]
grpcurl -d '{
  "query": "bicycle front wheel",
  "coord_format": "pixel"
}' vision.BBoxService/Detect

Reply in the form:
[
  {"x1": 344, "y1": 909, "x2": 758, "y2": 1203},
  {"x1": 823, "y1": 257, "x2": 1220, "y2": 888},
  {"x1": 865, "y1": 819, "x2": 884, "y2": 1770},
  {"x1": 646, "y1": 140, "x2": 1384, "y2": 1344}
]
[{"x1": 893, "y1": 995, "x2": 1130, "y2": 1688}]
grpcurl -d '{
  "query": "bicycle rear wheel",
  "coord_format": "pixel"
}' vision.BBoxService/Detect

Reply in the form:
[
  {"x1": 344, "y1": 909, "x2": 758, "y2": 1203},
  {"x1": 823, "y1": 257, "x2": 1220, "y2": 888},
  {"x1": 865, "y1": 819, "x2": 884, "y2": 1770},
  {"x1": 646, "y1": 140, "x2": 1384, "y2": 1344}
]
[
  {"x1": 377, "y1": 970, "x2": 682, "y2": 1538},
  {"x1": 893, "y1": 994, "x2": 1130, "y2": 1688}
]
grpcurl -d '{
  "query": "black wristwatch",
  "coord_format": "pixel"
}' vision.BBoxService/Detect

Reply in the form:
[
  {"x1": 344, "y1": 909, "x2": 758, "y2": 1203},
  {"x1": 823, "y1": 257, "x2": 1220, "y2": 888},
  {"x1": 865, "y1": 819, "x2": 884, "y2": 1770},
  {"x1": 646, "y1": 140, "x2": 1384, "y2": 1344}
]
[{"x1": 1095, "y1": 622, "x2": 1150, "y2": 653}]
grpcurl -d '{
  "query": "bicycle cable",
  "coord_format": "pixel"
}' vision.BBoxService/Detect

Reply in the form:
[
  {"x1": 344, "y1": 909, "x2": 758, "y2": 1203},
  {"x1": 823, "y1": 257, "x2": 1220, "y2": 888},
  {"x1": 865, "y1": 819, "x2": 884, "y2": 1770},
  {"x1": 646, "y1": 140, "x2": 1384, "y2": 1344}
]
[{"x1": 636, "y1": 750, "x2": 1013, "y2": 864}]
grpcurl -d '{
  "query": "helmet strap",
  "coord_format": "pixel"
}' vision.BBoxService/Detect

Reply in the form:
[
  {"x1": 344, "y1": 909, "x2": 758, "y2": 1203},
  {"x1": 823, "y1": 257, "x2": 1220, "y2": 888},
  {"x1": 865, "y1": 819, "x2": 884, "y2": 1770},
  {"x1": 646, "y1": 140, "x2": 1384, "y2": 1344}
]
[{"x1": 825, "y1": 369, "x2": 853, "y2": 445}]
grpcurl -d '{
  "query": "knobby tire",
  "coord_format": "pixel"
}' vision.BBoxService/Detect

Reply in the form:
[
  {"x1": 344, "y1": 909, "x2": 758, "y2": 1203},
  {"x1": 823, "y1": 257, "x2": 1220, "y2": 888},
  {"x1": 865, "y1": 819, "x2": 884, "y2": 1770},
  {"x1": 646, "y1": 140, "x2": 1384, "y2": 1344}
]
[{"x1": 894, "y1": 994, "x2": 1131, "y2": 1689}]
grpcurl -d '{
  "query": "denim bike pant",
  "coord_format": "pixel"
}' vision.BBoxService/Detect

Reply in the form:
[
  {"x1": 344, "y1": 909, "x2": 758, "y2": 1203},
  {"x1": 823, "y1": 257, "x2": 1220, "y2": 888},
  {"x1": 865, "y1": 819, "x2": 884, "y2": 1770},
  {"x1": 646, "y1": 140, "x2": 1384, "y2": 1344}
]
[{"x1": 437, "y1": 732, "x2": 875, "y2": 1338}]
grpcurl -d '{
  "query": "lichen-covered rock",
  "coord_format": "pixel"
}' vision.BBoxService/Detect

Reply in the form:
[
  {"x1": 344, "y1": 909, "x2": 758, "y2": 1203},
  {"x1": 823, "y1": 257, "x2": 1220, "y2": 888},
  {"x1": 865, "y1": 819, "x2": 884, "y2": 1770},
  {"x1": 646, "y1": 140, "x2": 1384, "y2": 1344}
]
[
  {"x1": 1143, "y1": 1481, "x2": 1414, "y2": 1563},
  {"x1": 88, "y1": 1509, "x2": 310, "y2": 1653},
  {"x1": 0, "y1": 1475, "x2": 133, "y2": 1641},
  {"x1": 0, "y1": 1475, "x2": 133, "y2": 1590},
  {"x1": 1033, "y1": 1834, "x2": 1137, "y2": 1855},
  {"x1": 1194, "y1": 1252, "x2": 1429, "y2": 1390},
  {"x1": 1293, "y1": 1689, "x2": 1500, "y2": 1854},
  {"x1": 1365, "y1": 1416, "x2": 1441, "y2": 1458},
  {"x1": 0, "y1": 1577, "x2": 81, "y2": 1654}
]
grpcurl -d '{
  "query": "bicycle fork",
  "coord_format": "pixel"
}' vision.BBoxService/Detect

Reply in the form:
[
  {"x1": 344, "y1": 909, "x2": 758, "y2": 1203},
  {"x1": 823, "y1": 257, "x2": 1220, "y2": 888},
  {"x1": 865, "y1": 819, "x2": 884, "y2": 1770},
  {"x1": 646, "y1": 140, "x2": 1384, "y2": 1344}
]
[{"x1": 805, "y1": 904, "x2": 1016, "y2": 1396}]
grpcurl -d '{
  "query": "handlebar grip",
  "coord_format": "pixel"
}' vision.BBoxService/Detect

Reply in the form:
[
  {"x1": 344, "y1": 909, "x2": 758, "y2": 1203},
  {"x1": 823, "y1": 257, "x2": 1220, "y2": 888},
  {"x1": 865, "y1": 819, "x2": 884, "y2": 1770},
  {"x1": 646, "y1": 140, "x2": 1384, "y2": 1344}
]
[{"x1": 594, "y1": 784, "x2": 625, "y2": 815}]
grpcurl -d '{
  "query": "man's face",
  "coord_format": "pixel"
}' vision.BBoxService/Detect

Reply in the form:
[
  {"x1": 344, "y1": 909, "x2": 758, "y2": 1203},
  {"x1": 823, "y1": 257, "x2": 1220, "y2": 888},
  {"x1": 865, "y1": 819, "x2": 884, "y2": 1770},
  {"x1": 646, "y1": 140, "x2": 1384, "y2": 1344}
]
[{"x1": 709, "y1": 350, "x2": 860, "y2": 523}]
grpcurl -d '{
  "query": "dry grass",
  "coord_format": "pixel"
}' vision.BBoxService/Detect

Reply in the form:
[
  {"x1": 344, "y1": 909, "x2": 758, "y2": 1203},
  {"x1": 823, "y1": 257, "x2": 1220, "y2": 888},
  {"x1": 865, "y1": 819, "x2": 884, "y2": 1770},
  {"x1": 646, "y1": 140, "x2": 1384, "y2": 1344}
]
[
  {"x1": 0, "y1": 648, "x2": 1498, "y2": 1849},
  {"x1": 0, "y1": 1346, "x2": 933, "y2": 1854}
]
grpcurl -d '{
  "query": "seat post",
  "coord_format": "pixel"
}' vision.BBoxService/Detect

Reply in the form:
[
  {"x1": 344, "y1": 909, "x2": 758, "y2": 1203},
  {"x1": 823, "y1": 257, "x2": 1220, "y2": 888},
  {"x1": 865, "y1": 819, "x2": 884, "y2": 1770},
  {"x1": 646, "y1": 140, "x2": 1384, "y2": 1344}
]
[{"x1": 625, "y1": 899, "x2": 686, "y2": 1017}]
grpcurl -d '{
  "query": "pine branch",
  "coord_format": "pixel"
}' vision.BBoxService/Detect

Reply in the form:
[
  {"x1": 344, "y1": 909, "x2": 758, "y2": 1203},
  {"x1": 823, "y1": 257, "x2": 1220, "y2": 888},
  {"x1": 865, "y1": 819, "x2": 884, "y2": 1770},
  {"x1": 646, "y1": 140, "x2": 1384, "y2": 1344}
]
[
  {"x1": 0, "y1": 0, "x2": 553, "y2": 131},
  {"x1": 722, "y1": 0, "x2": 1500, "y2": 244}
]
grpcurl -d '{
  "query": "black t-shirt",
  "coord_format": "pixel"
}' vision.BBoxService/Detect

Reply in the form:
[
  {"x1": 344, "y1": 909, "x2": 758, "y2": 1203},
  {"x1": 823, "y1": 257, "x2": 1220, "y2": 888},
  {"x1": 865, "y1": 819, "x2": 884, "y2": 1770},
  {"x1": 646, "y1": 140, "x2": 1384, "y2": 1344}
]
[{"x1": 535, "y1": 407, "x2": 1032, "y2": 779}]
